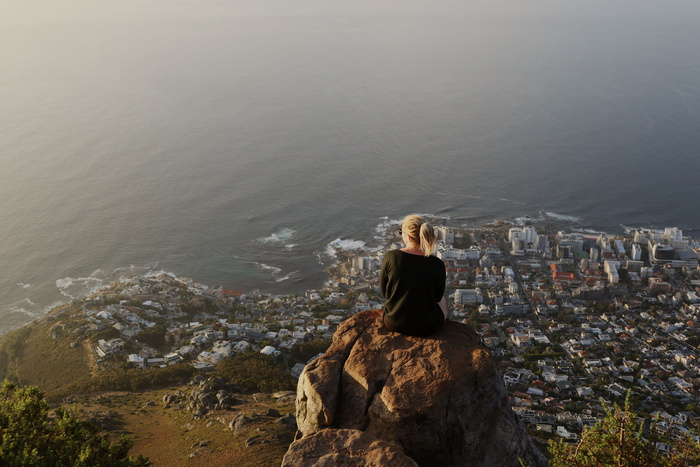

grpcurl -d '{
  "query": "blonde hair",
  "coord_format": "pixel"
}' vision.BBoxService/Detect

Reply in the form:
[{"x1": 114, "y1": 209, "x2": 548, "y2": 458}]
[{"x1": 402, "y1": 214, "x2": 437, "y2": 257}]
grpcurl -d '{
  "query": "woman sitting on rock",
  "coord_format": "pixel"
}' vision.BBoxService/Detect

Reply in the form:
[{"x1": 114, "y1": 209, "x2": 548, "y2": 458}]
[{"x1": 380, "y1": 214, "x2": 448, "y2": 337}]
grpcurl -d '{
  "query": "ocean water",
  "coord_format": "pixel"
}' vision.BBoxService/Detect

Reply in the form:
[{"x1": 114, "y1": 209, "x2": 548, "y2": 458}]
[{"x1": 1, "y1": 0, "x2": 700, "y2": 334}]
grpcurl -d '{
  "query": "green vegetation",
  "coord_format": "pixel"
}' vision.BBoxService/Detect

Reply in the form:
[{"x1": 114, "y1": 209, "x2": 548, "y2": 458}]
[
  {"x1": 0, "y1": 326, "x2": 32, "y2": 383},
  {"x1": 522, "y1": 352, "x2": 565, "y2": 362},
  {"x1": 291, "y1": 338, "x2": 332, "y2": 362},
  {"x1": 549, "y1": 394, "x2": 700, "y2": 467},
  {"x1": 217, "y1": 353, "x2": 295, "y2": 394},
  {"x1": 0, "y1": 380, "x2": 150, "y2": 466},
  {"x1": 91, "y1": 327, "x2": 121, "y2": 342},
  {"x1": 134, "y1": 324, "x2": 166, "y2": 350},
  {"x1": 453, "y1": 231, "x2": 473, "y2": 249},
  {"x1": 70, "y1": 388, "x2": 297, "y2": 466},
  {"x1": 7, "y1": 321, "x2": 91, "y2": 399},
  {"x1": 56, "y1": 364, "x2": 196, "y2": 402}
]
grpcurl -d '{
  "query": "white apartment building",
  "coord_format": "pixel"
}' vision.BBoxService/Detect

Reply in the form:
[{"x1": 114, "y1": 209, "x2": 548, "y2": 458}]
[
  {"x1": 631, "y1": 243, "x2": 642, "y2": 261},
  {"x1": 453, "y1": 288, "x2": 483, "y2": 305},
  {"x1": 509, "y1": 226, "x2": 537, "y2": 244}
]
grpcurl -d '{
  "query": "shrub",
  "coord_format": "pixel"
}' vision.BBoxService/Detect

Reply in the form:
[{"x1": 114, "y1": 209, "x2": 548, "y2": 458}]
[
  {"x1": 52, "y1": 364, "x2": 195, "y2": 401},
  {"x1": 0, "y1": 380, "x2": 150, "y2": 466},
  {"x1": 548, "y1": 393, "x2": 700, "y2": 467},
  {"x1": 217, "y1": 353, "x2": 294, "y2": 393},
  {"x1": 135, "y1": 325, "x2": 166, "y2": 350}
]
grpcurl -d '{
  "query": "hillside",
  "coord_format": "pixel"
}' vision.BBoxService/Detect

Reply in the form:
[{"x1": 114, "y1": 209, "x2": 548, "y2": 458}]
[
  {"x1": 65, "y1": 388, "x2": 296, "y2": 466},
  {"x1": 0, "y1": 312, "x2": 296, "y2": 464},
  {"x1": 0, "y1": 303, "x2": 93, "y2": 398},
  {"x1": 0, "y1": 290, "x2": 300, "y2": 465}
]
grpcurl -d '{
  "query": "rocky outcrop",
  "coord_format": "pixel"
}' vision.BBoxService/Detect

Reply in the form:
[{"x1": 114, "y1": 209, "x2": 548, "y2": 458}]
[
  {"x1": 285, "y1": 309, "x2": 547, "y2": 467},
  {"x1": 163, "y1": 376, "x2": 239, "y2": 419},
  {"x1": 283, "y1": 428, "x2": 419, "y2": 467}
]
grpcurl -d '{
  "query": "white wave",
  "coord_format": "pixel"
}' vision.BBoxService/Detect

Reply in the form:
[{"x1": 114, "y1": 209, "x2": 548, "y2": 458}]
[
  {"x1": 325, "y1": 238, "x2": 367, "y2": 257},
  {"x1": 16, "y1": 282, "x2": 32, "y2": 289},
  {"x1": 574, "y1": 228, "x2": 607, "y2": 235},
  {"x1": 10, "y1": 308, "x2": 41, "y2": 319},
  {"x1": 285, "y1": 244, "x2": 297, "y2": 249},
  {"x1": 55, "y1": 277, "x2": 73, "y2": 289},
  {"x1": 9, "y1": 298, "x2": 41, "y2": 319},
  {"x1": 11, "y1": 298, "x2": 35, "y2": 307},
  {"x1": 73, "y1": 276, "x2": 102, "y2": 284},
  {"x1": 258, "y1": 228, "x2": 296, "y2": 244},
  {"x1": 513, "y1": 216, "x2": 536, "y2": 225},
  {"x1": 544, "y1": 211, "x2": 580, "y2": 222},
  {"x1": 55, "y1": 276, "x2": 105, "y2": 299},
  {"x1": 142, "y1": 269, "x2": 172, "y2": 279},
  {"x1": 274, "y1": 271, "x2": 298, "y2": 282},
  {"x1": 498, "y1": 198, "x2": 528, "y2": 206},
  {"x1": 253, "y1": 262, "x2": 283, "y2": 275},
  {"x1": 43, "y1": 300, "x2": 67, "y2": 314},
  {"x1": 620, "y1": 224, "x2": 646, "y2": 234},
  {"x1": 374, "y1": 217, "x2": 401, "y2": 234},
  {"x1": 330, "y1": 238, "x2": 367, "y2": 250},
  {"x1": 110, "y1": 265, "x2": 171, "y2": 282}
]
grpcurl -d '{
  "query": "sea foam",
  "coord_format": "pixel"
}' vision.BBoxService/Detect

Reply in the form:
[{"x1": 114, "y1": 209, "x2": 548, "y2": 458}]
[
  {"x1": 55, "y1": 276, "x2": 105, "y2": 299},
  {"x1": 325, "y1": 238, "x2": 368, "y2": 258},
  {"x1": 574, "y1": 228, "x2": 606, "y2": 235},
  {"x1": 544, "y1": 211, "x2": 581, "y2": 222},
  {"x1": 254, "y1": 262, "x2": 283, "y2": 275},
  {"x1": 9, "y1": 298, "x2": 40, "y2": 319},
  {"x1": 258, "y1": 228, "x2": 296, "y2": 244},
  {"x1": 274, "y1": 271, "x2": 298, "y2": 283},
  {"x1": 497, "y1": 197, "x2": 528, "y2": 206}
]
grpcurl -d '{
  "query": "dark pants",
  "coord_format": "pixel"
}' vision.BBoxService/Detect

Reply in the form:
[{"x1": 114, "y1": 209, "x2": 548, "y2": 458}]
[{"x1": 382, "y1": 305, "x2": 444, "y2": 337}]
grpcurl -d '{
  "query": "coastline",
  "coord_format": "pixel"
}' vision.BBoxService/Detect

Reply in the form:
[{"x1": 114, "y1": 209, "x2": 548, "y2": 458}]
[{"x1": 3, "y1": 212, "x2": 696, "y2": 338}]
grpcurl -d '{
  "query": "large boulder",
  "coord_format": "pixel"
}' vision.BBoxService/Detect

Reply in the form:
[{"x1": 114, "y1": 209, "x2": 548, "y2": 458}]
[
  {"x1": 292, "y1": 309, "x2": 547, "y2": 467},
  {"x1": 282, "y1": 428, "x2": 418, "y2": 467}
]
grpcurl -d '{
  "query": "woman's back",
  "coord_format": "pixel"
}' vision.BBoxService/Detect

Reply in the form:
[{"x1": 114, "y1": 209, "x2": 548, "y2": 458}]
[{"x1": 381, "y1": 249, "x2": 446, "y2": 336}]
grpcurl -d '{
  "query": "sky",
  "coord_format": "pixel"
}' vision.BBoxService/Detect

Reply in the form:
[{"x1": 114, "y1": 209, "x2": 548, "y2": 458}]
[{"x1": 4, "y1": 0, "x2": 700, "y2": 25}]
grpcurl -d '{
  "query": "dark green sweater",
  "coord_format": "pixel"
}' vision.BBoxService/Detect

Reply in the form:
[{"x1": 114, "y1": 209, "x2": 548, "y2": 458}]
[{"x1": 380, "y1": 250, "x2": 446, "y2": 336}]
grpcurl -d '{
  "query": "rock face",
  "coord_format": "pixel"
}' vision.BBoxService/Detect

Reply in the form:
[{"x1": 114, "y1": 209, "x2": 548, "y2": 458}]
[
  {"x1": 287, "y1": 309, "x2": 547, "y2": 467},
  {"x1": 282, "y1": 428, "x2": 418, "y2": 467}
]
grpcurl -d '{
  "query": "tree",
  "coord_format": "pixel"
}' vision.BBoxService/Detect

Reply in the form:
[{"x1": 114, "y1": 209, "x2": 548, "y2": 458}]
[
  {"x1": 135, "y1": 324, "x2": 166, "y2": 350},
  {"x1": 291, "y1": 338, "x2": 332, "y2": 362},
  {"x1": 91, "y1": 327, "x2": 121, "y2": 342},
  {"x1": 683, "y1": 404, "x2": 698, "y2": 413},
  {"x1": 549, "y1": 393, "x2": 700, "y2": 467},
  {"x1": 0, "y1": 380, "x2": 150, "y2": 466}
]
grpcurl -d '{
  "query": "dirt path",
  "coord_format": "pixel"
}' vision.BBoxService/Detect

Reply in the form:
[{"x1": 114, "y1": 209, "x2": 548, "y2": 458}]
[{"x1": 82, "y1": 340, "x2": 99, "y2": 374}]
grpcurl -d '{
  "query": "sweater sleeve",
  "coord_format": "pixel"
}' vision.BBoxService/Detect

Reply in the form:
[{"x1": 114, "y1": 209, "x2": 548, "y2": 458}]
[
  {"x1": 435, "y1": 259, "x2": 446, "y2": 300},
  {"x1": 380, "y1": 254, "x2": 389, "y2": 298}
]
